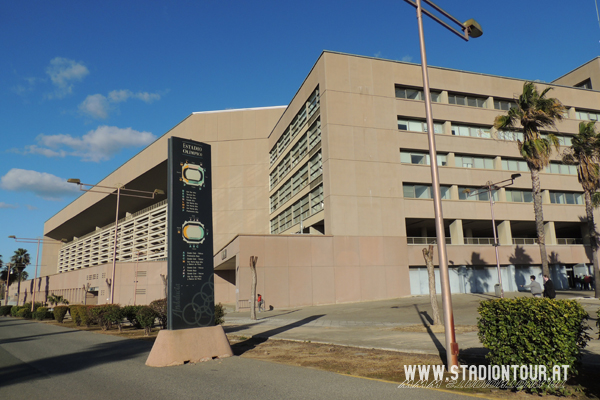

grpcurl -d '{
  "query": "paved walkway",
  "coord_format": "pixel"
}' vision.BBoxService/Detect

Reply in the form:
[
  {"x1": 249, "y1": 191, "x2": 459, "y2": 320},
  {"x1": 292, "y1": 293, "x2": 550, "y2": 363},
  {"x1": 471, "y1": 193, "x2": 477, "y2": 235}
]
[{"x1": 222, "y1": 291, "x2": 600, "y2": 366}]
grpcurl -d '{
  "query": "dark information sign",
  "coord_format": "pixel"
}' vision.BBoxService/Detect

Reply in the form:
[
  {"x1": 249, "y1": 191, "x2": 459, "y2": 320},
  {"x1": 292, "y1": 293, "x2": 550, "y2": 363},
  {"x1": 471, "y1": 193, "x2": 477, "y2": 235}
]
[{"x1": 167, "y1": 137, "x2": 214, "y2": 330}]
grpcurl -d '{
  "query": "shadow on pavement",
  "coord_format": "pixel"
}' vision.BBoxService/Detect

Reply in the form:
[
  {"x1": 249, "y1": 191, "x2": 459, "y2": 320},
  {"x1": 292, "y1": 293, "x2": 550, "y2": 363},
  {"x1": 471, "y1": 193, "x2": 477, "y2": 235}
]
[
  {"x1": 231, "y1": 314, "x2": 325, "y2": 356},
  {"x1": 414, "y1": 305, "x2": 446, "y2": 361},
  {"x1": 0, "y1": 336, "x2": 152, "y2": 388}
]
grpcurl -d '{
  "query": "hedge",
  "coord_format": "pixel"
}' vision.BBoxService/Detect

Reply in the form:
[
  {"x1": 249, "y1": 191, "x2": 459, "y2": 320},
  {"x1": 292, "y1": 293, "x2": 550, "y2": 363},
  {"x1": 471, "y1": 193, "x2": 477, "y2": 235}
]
[
  {"x1": 34, "y1": 307, "x2": 49, "y2": 320},
  {"x1": 149, "y1": 299, "x2": 167, "y2": 329},
  {"x1": 215, "y1": 303, "x2": 226, "y2": 325},
  {"x1": 92, "y1": 304, "x2": 123, "y2": 331},
  {"x1": 0, "y1": 305, "x2": 12, "y2": 316},
  {"x1": 54, "y1": 306, "x2": 69, "y2": 323},
  {"x1": 136, "y1": 306, "x2": 157, "y2": 336},
  {"x1": 478, "y1": 298, "x2": 590, "y2": 380},
  {"x1": 122, "y1": 305, "x2": 143, "y2": 328},
  {"x1": 16, "y1": 307, "x2": 32, "y2": 319}
]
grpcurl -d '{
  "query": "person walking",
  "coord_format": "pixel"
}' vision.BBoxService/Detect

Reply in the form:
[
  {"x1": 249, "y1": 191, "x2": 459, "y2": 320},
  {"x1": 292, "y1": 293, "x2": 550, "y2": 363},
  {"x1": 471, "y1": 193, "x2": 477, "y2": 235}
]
[
  {"x1": 257, "y1": 293, "x2": 264, "y2": 312},
  {"x1": 521, "y1": 275, "x2": 543, "y2": 297},
  {"x1": 543, "y1": 275, "x2": 556, "y2": 299}
]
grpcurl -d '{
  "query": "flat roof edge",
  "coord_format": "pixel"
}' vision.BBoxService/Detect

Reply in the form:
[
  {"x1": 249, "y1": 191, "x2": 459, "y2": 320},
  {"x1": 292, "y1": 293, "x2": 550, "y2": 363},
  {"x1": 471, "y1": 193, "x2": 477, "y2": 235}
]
[{"x1": 192, "y1": 106, "x2": 286, "y2": 115}]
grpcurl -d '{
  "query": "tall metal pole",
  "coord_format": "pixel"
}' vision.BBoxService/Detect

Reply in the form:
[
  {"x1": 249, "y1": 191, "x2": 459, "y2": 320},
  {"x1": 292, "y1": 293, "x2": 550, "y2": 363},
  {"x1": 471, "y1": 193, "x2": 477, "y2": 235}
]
[
  {"x1": 416, "y1": 0, "x2": 458, "y2": 369},
  {"x1": 30, "y1": 239, "x2": 41, "y2": 311},
  {"x1": 109, "y1": 186, "x2": 121, "y2": 304},
  {"x1": 4, "y1": 264, "x2": 11, "y2": 306},
  {"x1": 488, "y1": 184, "x2": 504, "y2": 298}
]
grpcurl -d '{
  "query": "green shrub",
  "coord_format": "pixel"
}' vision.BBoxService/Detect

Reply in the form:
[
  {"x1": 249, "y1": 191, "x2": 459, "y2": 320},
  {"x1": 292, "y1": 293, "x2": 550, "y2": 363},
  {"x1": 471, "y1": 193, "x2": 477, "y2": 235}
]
[
  {"x1": 478, "y1": 298, "x2": 590, "y2": 382},
  {"x1": 149, "y1": 298, "x2": 167, "y2": 329},
  {"x1": 54, "y1": 306, "x2": 69, "y2": 323},
  {"x1": 34, "y1": 307, "x2": 49, "y2": 320},
  {"x1": 92, "y1": 305, "x2": 123, "y2": 331},
  {"x1": 23, "y1": 302, "x2": 43, "y2": 312},
  {"x1": 79, "y1": 305, "x2": 96, "y2": 327},
  {"x1": 0, "y1": 305, "x2": 12, "y2": 316},
  {"x1": 215, "y1": 302, "x2": 226, "y2": 325},
  {"x1": 69, "y1": 305, "x2": 82, "y2": 326},
  {"x1": 11, "y1": 306, "x2": 22, "y2": 317},
  {"x1": 16, "y1": 307, "x2": 32, "y2": 319},
  {"x1": 122, "y1": 305, "x2": 143, "y2": 328},
  {"x1": 136, "y1": 306, "x2": 157, "y2": 336}
]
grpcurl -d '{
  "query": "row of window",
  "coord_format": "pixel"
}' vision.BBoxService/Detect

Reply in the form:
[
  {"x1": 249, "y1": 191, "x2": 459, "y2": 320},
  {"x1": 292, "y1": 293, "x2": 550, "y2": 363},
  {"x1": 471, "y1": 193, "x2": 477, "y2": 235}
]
[
  {"x1": 398, "y1": 117, "x2": 575, "y2": 145},
  {"x1": 269, "y1": 119, "x2": 321, "y2": 189},
  {"x1": 400, "y1": 150, "x2": 576, "y2": 175},
  {"x1": 270, "y1": 185, "x2": 324, "y2": 234},
  {"x1": 395, "y1": 85, "x2": 600, "y2": 122},
  {"x1": 270, "y1": 151, "x2": 322, "y2": 213},
  {"x1": 270, "y1": 87, "x2": 319, "y2": 166},
  {"x1": 403, "y1": 183, "x2": 584, "y2": 204}
]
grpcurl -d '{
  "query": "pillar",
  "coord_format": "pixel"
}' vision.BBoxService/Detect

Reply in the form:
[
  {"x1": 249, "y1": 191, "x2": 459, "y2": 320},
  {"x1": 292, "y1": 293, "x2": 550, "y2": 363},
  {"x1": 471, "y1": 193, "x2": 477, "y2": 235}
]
[
  {"x1": 450, "y1": 219, "x2": 464, "y2": 245},
  {"x1": 497, "y1": 220, "x2": 513, "y2": 245},
  {"x1": 544, "y1": 221, "x2": 557, "y2": 245}
]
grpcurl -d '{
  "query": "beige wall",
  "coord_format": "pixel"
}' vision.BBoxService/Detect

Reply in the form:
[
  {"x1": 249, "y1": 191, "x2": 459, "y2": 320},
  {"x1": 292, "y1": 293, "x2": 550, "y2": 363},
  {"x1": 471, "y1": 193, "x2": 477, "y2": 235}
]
[
  {"x1": 42, "y1": 107, "x2": 285, "y2": 276},
  {"x1": 553, "y1": 57, "x2": 600, "y2": 91}
]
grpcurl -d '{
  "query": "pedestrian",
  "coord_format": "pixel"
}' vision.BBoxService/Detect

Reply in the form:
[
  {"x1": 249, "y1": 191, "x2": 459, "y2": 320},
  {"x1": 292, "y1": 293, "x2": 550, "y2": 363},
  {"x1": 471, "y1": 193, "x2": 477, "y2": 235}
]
[
  {"x1": 543, "y1": 275, "x2": 556, "y2": 299},
  {"x1": 584, "y1": 275, "x2": 591, "y2": 291},
  {"x1": 521, "y1": 275, "x2": 543, "y2": 297},
  {"x1": 257, "y1": 293, "x2": 264, "y2": 312}
]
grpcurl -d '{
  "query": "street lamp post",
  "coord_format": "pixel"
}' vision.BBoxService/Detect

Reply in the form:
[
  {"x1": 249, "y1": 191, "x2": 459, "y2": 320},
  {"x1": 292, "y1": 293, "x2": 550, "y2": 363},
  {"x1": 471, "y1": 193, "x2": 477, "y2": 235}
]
[
  {"x1": 466, "y1": 174, "x2": 521, "y2": 299},
  {"x1": 8, "y1": 236, "x2": 67, "y2": 311},
  {"x1": 403, "y1": 0, "x2": 483, "y2": 369},
  {"x1": 67, "y1": 179, "x2": 164, "y2": 304}
]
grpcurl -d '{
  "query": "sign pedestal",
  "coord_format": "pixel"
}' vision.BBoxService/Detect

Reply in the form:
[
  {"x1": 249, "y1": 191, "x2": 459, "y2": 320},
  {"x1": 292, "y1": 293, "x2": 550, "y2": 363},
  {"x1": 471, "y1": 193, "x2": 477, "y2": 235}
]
[{"x1": 146, "y1": 325, "x2": 233, "y2": 367}]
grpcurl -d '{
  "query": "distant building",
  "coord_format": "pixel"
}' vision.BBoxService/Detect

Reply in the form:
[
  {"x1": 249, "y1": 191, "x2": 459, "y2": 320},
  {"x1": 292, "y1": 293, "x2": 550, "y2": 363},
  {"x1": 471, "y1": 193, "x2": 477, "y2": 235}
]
[{"x1": 24, "y1": 52, "x2": 599, "y2": 308}]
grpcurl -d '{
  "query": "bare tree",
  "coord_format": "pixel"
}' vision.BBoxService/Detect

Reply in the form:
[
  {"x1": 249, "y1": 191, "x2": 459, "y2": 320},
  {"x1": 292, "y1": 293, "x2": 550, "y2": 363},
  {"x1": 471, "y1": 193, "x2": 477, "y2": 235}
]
[
  {"x1": 160, "y1": 274, "x2": 168, "y2": 298},
  {"x1": 422, "y1": 245, "x2": 442, "y2": 325},
  {"x1": 249, "y1": 256, "x2": 258, "y2": 321}
]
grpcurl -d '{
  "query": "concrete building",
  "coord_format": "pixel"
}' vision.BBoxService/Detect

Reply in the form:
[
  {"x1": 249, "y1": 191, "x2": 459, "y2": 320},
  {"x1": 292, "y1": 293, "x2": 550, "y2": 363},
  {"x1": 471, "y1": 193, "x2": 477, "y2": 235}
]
[{"x1": 13, "y1": 51, "x2": 600, "y2": 309}]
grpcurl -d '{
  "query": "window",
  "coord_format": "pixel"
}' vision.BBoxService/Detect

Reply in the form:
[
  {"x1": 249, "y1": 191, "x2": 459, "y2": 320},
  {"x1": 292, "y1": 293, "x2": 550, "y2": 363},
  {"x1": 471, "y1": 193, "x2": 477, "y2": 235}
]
[
  {"x1": 549, "y1": 191, "x2": 583, "y2": 205},
  {"x1": 494, "y1": 99, "x2": 517, "y2": 111},
  {"x1": 540, "y1": 133, "x2": 572, "y2": 147},
  {"x1": 270, "y1": 193, "x2": 278, "y2": 213},
  {"x1": 398, "y1": 118, "x2": 443, "y2": 134},
  {"x1": 451, "y1": 124, "x2": 491, "y2": 138},
  {"x1": 308, "y1": 119, "x2": 321, "y2": 149},
  {"x1": 403, "y1": 184, "x2": 450, "y2": 199},
  {"x1": 310, "y1": 185, "x2": 324, "y2": 214},
  {"x1": 269, "y1": 170, "x2": 278, "y2": 189},
  {"x1": 501, "y1": 158, "x2": 529, "y2": 172},
  {"x1": 395, "y1": 86, "x2": 441, "y2": 102},
  {"x1": 459, "y1": 187, "x2": 498, "y2": 201},
  {"x1": 279, "y1": 180, "x2": 292, "y2": 205},
  {"x1": 293, "y1": 196, "x2": 309, "y2": 225},
  {"x1": 290, "y1": 134, "x2": 308, "y2": 168},
  {"x1": 400, "y1": 151, "x2": 447, "y2": 166},
  {"x1": 576, "y1": 110, "x2": 600, "y2": 121},
  {"x1": 309, "y1": 151, "x2": 322, "y2": 181},
  {"x1": 449, "y1": 93, "x2": 487, "y2": 108},
  {"x1": 546, "y1": 162, "x2": 577, "y2": 175},
  {"x1": 506, "y1": 189, "x2": 533, "y2": 203},
  {"x1": 455, "y1": 155, "x2": 494, "y2": 169},
  {"x1": 497, "y1": 130, "x2": 524, "y2": 142}
]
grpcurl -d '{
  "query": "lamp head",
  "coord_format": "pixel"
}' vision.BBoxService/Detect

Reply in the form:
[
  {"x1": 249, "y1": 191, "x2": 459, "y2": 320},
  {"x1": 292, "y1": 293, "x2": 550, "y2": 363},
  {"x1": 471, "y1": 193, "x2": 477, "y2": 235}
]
[
  {"x1": 67, "y1": 178, "x2": 81, "y2": 184},
  {"x1": 154, "y1": 189, "x2": 165, "y2": 195},
  {"x1": 8, "y1": 235, "x2": 16, "y2": 239},
  {"x1": 511, "y1": 173, "x2": 522, "y2": 180},
  {"x1": 463, "y1": 19, "x2": 483, "y2": 38}
]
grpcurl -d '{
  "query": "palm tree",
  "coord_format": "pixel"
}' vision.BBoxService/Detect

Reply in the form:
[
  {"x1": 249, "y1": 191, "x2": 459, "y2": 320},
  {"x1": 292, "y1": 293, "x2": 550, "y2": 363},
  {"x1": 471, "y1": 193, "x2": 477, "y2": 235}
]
[
  {"x1": 494, "y1": 81, "x2": 566, "y2": 277},
  {"x1": 11, "y1": 248, "x2": 31, "y2": 305},
  {"x1": 563, "y1": 121, "x2": 600, "y2": 298}
]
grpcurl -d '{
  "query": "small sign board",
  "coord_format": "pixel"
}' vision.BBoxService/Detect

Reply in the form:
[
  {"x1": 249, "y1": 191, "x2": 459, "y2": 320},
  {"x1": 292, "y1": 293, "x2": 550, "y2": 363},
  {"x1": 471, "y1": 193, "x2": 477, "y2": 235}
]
[{"x1": 167, "y1": 137, "x2": 214, "y2": 330}]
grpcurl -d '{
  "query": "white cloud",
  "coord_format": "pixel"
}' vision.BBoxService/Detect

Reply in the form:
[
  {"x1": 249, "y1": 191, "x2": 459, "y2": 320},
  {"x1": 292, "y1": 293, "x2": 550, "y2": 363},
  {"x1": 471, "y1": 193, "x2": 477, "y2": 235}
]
[
  {"x1": 0, "y1": 202, "x2": 18, "y2": 209},
  {"x1": 25, "y1": 126, "x2": 156, "y2": 162},
  {"x1": 46, "y1": 57, "x2": 89, "y2": 98},
  {"x1": 0, "y1": 169, "x2": 80, "y2": 201},
  {"x1": 25, "y1": 204, "x2": 37, "y2": 210},
  {"x1": 79, "y1": 94, "x2": 110, "y2": 119},
  {"x1": 402, "y1": 55, "x2": 413, "y2": 62},
  {"x1": 80, "y1": 90, "x2": 161, "y2": 119}
]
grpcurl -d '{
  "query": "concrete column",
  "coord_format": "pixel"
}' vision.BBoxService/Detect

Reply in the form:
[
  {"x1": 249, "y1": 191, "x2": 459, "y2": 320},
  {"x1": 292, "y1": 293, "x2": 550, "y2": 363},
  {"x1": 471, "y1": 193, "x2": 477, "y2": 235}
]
[
  {"x1": 497, "y1": 220, "x2": 513, "y2": 245},
  {"x1": 542, "y1": 190, "x2": 551, "y2": 204},
  {"x1": 498, "y1": 187, "x2": 507, "y2": 202},
  {"x1": 440, "y1": 90, "x2": 449, "y2": 104},
  {"x1": 494, "y1": 156, "x2": 502, "y2": 170},
  {"x1": 447, "y1": 152, "x2": 456, "y2": 167},
  {"x1": 450, "y1": 219, "x2": 464, "y2": 245},
  {"x1": 450, "y1": 185, "x2": 459, "y2": 200},
  {"x1": 486, "y1": 96, "x2": 495, "y2": 109},
  {"x1": 443, "y1": 121, "x2": 452, "y2": 136},
  {"x1": 544, "y1": 221, "x2": 557, "y2": 245},
  {"x1": 568, "y1": 107, "x2": 576, "y2": 119}
]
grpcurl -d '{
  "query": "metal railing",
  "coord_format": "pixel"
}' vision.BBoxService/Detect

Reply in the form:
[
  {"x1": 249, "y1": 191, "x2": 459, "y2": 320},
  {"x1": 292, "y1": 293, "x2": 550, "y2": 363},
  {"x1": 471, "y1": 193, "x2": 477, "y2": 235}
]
[{"x1": 407, "y1": 237, "x2": 451, "y2": 245}]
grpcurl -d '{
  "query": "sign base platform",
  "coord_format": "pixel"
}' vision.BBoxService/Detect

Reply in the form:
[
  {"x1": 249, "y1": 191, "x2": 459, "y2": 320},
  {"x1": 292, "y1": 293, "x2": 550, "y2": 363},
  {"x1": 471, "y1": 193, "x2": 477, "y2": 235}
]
[{"x1": 146, "y1": 325, "x2": 233, "y2": 367}]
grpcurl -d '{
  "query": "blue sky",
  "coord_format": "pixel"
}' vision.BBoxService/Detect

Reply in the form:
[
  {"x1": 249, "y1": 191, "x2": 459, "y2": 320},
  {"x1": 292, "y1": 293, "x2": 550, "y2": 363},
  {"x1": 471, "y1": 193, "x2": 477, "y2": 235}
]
[{"x1": 2, "y1": 0, "x2": 600, "y2": 276}]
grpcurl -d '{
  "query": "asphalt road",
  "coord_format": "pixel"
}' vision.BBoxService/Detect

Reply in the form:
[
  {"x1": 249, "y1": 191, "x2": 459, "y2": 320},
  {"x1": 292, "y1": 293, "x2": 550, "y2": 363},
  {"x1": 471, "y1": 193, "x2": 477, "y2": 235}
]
[{"x1": 0, "y1": 318, "x2": 478, "y2": 400}]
